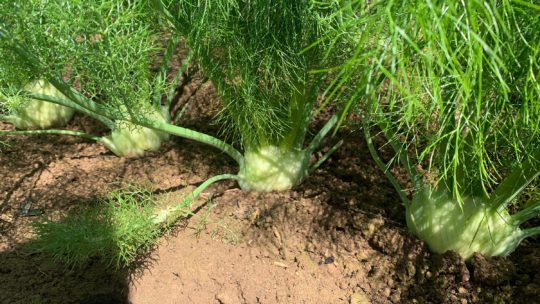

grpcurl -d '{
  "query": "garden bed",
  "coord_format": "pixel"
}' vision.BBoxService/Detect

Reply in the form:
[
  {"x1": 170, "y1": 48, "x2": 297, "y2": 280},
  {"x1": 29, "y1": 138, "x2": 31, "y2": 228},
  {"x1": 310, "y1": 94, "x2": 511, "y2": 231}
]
[{"x1": 1, "y1": 79, "x2": 539, "y2": 304}]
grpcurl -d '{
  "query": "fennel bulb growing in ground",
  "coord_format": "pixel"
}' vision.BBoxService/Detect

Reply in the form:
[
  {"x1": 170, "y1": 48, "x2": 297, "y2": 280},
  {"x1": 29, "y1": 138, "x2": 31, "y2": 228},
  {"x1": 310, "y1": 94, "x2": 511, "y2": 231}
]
[
  {"x1": 2, "y1": 80, "x2": 74, "y2": 129},
  {"x1": 0, "y1": 0, "x2": 174, "y2": 157},
  {"x1": 102, "y1": 122, "x2": 169, "y2": 158},
  {"x1": 406, "y1": 187, "x2": 532, "y2": 260},
  {"x1": 101, "y1": 108, "x2": 170, "y2": 157},
  {"x1": 238, "y1": 146, "x2": 309, "y2": 191},
  {"x1": 152, "y1": 0, "x2": 355, "y2": 191},
  {"x1": 336, "y1": 0, "x2": 540, "y2": 258}
]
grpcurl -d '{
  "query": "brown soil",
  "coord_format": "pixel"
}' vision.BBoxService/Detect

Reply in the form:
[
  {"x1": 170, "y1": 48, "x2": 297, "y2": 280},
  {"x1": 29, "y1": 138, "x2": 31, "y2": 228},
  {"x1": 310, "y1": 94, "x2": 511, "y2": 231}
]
[{"x1": 1, "y1": 77, "x2": 539, "y2": 304}]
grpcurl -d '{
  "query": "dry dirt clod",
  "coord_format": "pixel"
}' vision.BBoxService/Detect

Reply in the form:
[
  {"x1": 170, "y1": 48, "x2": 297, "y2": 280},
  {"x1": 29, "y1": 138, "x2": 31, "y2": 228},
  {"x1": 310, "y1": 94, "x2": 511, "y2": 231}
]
[
  {"x1": 273, "y1": 261, "x2": 288, "y2": 268},
  {"x1": 249, "y1": 207, "x2": 261, "y2": 225},
  {"x1": 350, "y1": 291, "x2": 371, "y2": 304},
  {"x1": 470, "y1": 253, "x2": 516, "y2": 286},
  {"x1": 272, "y1": 225, "x2": 282, "y2": 245}
]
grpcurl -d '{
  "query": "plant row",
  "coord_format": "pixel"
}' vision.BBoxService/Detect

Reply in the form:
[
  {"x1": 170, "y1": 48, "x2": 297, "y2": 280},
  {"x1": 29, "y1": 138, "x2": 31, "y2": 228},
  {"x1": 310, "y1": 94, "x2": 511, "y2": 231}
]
[{"x1": 0, "y1": 0, "x2": 538, "y2": 267}]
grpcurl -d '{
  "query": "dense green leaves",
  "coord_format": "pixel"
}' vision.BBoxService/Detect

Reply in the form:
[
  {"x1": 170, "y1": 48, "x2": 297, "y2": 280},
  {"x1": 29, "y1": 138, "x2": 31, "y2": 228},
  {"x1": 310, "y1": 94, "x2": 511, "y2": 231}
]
[
  {"x1": 338, "y1": 0, "x2": 540, "y2": 198},
  {"x1": 31, "y1": 185, "x2": 164, "y2": 268},
  {"x1": 334, "y1": 0, "x2": 540, "y2": 258},
  {"x1": 155, "y1": 0, "x2": 354, "y2": 149},
  {"x1": 0, "y1": 0, "x2": 161, "y2": 121}
]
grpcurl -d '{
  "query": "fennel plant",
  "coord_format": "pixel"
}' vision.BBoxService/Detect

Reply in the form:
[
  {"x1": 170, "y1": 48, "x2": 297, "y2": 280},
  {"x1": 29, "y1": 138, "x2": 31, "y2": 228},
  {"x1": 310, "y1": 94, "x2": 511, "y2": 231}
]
[
  {"x1": 337, "y1": 0, "x2": 540, "y2": 258},
  {"x1": 150, "y1": 0, "x2": 355, "y2": 192},
  {"x1": 0, "y1": 0, "x2": 173, "y2": 157},
  {"x1": 31, "y1": 184, "x2": 180, "y2": 268}
]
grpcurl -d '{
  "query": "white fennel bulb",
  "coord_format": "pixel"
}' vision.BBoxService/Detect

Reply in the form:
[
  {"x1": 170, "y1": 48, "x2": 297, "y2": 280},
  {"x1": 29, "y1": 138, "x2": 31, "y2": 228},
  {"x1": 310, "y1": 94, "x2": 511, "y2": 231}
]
[
  {"x1": 406, "y1": 187, "x2": 526, "y2": 259},
  {"x1": 6, "y1": 80, "x2": 74, "y2": 129},
  {"x1": 238, "y1": 145, "x2": 309, "y2": 192},
  {"x1": 101, "y1": 108, "x2": 169, "y2": 157}
]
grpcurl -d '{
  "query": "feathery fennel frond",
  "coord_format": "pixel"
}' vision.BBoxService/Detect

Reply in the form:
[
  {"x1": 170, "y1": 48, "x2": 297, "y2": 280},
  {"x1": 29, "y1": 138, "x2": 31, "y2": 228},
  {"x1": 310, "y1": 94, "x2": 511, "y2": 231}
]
[
  {"x1": 0, "y1": 0, "x2": 161, "y2": 121},
  {"x1": 155, "y1": 0, "x2": 355, "y2": 150},
  {"x1": 342, "y1": 0, "x2": 540, "y2": 198}
]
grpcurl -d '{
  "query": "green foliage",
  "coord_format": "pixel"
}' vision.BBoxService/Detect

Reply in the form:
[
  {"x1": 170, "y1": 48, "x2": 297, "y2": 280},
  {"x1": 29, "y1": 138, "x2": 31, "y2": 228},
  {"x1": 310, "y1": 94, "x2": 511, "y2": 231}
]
[
  {"x1": 0, "y1": 0, "x2": 182, "y2": 156},
  {"x1": 30, "y1": 185, "x2": 164, "y2": 268},
  {"x1": 359, "y1": 0, "x2": 539, "y2": 197},
  {"x1": 0, "y1": 0, "x2": 160, "y2": 121},
  {"x1": 1, "y1": 0, "x2": 350, "y2": 190},
  {"x1": 155, "y1": 0, "x2": 354, "y2": 150},
  {"x1": 29, "y1": 175, "x2": 240, "y2": 268},
  {"x1": 329, "y1": 0, "x2": 540, "y2": 257}
]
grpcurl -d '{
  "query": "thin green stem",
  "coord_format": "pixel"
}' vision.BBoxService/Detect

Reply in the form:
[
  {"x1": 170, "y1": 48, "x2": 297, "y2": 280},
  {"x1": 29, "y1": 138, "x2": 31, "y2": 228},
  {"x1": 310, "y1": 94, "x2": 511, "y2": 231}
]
[
  {"x1": 46, "y1": 78, "x2": 115, "y2": 123},
  {"x1": 375, "y1": 110, "x2": 422, "y2": 190},
  {"x1": 172, "y1": 174, "x2": 240, "y2": 213},
  {"x1": 491, "y1": 147, "x2": 540, "y2": 210},
  {"x1": 27, "y1": 93, "x2": 114, "y2": 129},
  {"x1": 519, "y1": 226, "x2": 540, "y2": 240},
  {"x1": 363, "y1": 119, "x2": 411, "y2": 205},
  {"x1": 151, "y1": 0, "x2": 178, "y2": 31},
  {"x1": 280, "y1": 83, "x2": 309, "y2": 150},
  {"x1": 512, "y1": 0, "x2": 540, "y2": 10},
  {"x1": 156, "y1": 33, "x2": 181, "y2": 107},
  {"x1": 153, "y1": 174, "x2": 240, "y2": 224},
  {"x1": 0, "y1": 129, "x2": 102, "y2": 141},
  {"x1": 511, "y1": 200, "x2": 540, "y2": 225},
  {"x1": 138, "y1": 120, "x2": 244, "y2": 165},
  {"x1": 305, "y1": 113, "x2": 339, "y2": 155},
  {"x1": 309, "y1": 139, "x2": 343, "y2": 173},
  {"x1": 166, "y1": 49, "x2": 194, "y2": 120}
]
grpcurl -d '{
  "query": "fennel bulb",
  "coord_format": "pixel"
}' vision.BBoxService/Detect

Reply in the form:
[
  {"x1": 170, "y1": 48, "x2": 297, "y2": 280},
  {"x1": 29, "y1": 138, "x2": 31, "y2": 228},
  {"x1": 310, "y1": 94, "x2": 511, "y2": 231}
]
[
  {"x1": 238, "y1": 145, "x2": 309, "y2": 192},
  {"x1": 5, "y1": 80, "x2": 74, "y2": 129},
  {"x1": 101, "y1": 108, "x2": 169, "y2": 157},
  {"x1": 405, "y1": 188, "x2": 526, "y2": 259}
]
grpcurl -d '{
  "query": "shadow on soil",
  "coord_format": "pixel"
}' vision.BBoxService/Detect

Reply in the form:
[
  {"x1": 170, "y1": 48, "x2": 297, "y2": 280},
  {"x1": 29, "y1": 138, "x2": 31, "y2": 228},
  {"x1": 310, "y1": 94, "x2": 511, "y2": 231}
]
[
  {"x1": 0, "y1": 118, "x2": 233, "y2": 304},
  {"x1": 0, "y1": 242, "x2": 131, "y2": 304}
]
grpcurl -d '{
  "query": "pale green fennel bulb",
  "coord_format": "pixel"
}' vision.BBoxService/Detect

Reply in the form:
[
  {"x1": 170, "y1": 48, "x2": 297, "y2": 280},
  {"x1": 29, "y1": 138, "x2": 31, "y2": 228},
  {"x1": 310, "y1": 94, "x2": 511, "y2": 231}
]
[
  {"x1": 405, "y1": 187, "x2": 527, "y2": 259},
  {"x1": 238, "y1": 146, "x2": 309, "y2": 192},
  {"x1": 5, "y1": 80, "x2": 74, "y2": 129},
  {"x1": 100, "y1": 107, "x2": 169, "y2": 157}
]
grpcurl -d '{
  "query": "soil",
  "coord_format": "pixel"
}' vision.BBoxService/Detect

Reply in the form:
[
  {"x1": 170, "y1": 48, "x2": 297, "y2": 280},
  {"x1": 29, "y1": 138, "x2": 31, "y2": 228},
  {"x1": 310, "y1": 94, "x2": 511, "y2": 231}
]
[{"x1": 1, "y1": 74, "x2": 539, "y2": 304}]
